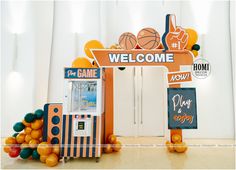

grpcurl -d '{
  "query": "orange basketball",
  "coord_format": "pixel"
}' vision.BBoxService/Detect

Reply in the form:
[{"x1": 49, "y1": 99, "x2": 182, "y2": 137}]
[
  {"x1": 137, "y1": 28, "x2": 160, "y2": 49},
  {"x1": 119, "y1": 32, "x2": 137, "y2": 50}
]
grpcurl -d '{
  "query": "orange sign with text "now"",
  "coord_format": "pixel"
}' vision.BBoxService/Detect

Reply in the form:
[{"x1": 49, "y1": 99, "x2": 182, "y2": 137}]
[{"x1": 167, "y1": 71, "x2": 192, "y2": 84}]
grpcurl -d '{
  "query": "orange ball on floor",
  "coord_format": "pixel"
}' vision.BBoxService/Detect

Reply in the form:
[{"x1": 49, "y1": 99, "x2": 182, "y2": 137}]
[
  {"x1": 108, "y1": 134, "x2": 117, "y2": 144},
  {"x1": 45, "y1": 153, "x2": 59, "y2": 167}
]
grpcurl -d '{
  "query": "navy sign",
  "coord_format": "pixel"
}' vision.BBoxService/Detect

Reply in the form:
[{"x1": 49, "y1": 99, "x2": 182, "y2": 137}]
[
  {"x1": 64, "y1": 68, "x2": 100, "y2": 79},
  {"x1": 168, "y1": 88, "x2": 197, "y2": 129}
]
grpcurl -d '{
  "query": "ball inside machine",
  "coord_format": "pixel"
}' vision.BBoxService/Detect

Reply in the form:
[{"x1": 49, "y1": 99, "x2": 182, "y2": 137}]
[{"x1": 61, "y1": 68, "x2": 105, "y2": 162}]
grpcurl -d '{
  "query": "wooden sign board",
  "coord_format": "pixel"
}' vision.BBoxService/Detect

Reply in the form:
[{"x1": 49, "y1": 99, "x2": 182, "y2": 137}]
[
  {"x1": 64, "y1": 68, "x2": 101, "y2": 79},
  {"x1": 91, "y1": 49, "x2": 193, "y2": 68},
  {"x1": 168, "y1": 88, "x2": 197, "y2": 129},
  {"x1": 167, "y1": 71, "x2": 192, "y2": 84}
]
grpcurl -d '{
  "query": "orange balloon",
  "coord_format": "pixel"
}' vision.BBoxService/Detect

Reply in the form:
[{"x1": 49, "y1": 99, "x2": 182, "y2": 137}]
[
  {"x1": 22, "y1": 119, "x2": 31, "y2": 127},
  {"x1": 52, "y1": 144, "x2": 60, "y2": 155},
  {"x1": 186, "y1": 28, "x2": 198, "y2": 50},
  {"x1": 31, "y1": 119, "x2": 43, "y2": 130},
  {"x1": 37, "y1": 142, "x2": 52, "y2": 156},
  {"x1": 104, "y1": 144, "x2": 113, "y2": 153},
  {"x1": 165, "y1": 140, "x2": 171, "y2": 146},
  {"x1": 84, "y1": 40, "x2": 104, "y2": 59},
  {"x1": 171, "y1": 134, "x2": 182, "y2": 143},
  {"x1": 29, "y1": 139, "x2": 39, "y2": 148},
  {"x1": 5, "y1": 137, "x2": 17, "y2": 145},
  {"x1": 40, "y1": 154, "x2": 48, "y2": 163},
  {"x1": 174, "y1": 142, "x2": 188, "y2": 153},
  {"x1": 167, "y1": 143, "x2": 175, "y2": 152},
  {"x1": 72, "y1": 57, "x2": 92, "y2": 68},
  {"x1": 16, "y1": 133, "x2": 26, "y2": 144},
  {"x1": 109, "y1": 44, "x2": 121, "y2": 49},
  {"x1": 25, "y1": 134, "x2": 32, "y2": 143},
  {"x1": 45, "y1": 153, "x2": 59, "y2": 167},
  {"x1": 191, "y1": 50, "x2": 198, "y2": 57},
  {"x1": 108, "y1": 134, "x2": 117, "y2": 144},
  {"x1": 3, "y1": 146, "x2": 10, "y2": 153},
  {"x1": 113, "y1": 141, "x2": 122, "y2": 152},
  {"x1": 24, "y1": 127, "x2": 32, "y2": 135},
  {"x1": 31, "y1": 129, "x2": 42, "y2": 139},
  {"x1": 20, "y1": 142, "x2": 29, "y2": 149}
]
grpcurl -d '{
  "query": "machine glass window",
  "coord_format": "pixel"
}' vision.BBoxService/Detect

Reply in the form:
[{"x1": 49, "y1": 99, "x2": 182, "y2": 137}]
[{"x1": 68, "y1": 81, "x2": 97, "y2": 112}]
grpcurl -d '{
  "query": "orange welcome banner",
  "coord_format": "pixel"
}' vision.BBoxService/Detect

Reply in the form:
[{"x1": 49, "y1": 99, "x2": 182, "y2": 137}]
[{"x1": 91, "y1": 49, "x2": 194, "y2": 69}]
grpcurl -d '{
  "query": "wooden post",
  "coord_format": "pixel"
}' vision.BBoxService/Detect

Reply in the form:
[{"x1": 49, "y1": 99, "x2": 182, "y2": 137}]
[
  {"x1": 168, "y1": 66, "x2": 182, "y2": 142},
  {"x1": 104, "y1": 68, "x2": 114, "y2": 143}
]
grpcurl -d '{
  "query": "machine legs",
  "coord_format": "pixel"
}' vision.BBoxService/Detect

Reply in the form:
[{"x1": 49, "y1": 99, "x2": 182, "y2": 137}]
[
  {"x1": 95, "y1": 157, "x2": 100, "y2": 163},
  {"x1": 62, "y1": 157, "x2": 100, "y2": 163},
  {"x1": 62, "y1": 157, "x2": 69, "y2": 163}
]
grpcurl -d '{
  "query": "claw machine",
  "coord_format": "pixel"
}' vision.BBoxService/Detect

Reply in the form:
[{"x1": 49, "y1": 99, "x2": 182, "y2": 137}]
[{"x1": 61, "y1": 68, "x2": 105, "y2": 162}]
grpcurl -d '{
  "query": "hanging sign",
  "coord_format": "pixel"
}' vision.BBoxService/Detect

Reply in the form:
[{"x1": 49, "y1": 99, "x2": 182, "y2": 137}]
[
  {"x1": 64, "y1": 68, "x2": 100, "y2": 79},
  {"x1": 91, "y1": 49, "x2": 193, "y2": 67},
  {"x1": 167, "y1": 71, "x2": 192, "y2": 84},
  {"x1": 168, "y1": 88, "x2": 197, "y2": 129}
]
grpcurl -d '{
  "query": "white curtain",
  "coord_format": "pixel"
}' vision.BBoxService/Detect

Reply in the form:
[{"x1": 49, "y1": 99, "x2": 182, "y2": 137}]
[{"x1": 229, "y1": 0, "x2": 235, "y2": 137}]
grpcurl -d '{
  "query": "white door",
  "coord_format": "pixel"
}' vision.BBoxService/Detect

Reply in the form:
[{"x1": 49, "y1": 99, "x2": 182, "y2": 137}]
[
  {"x1": 114, "y1": 67, "x2": 138, "y2": 136},
  {"x1": 138, "y1": 67, "x2": 164, "y2": 136},
  {"x1": 114, "y1": 67, "x2": 165, "y2": 137}
]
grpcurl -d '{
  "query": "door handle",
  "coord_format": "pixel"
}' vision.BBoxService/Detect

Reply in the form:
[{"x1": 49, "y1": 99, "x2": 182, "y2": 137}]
[
  {"x1": 141, "y1": 67, "x2": 143, "y2": 124},
  {"x1": 133, "y1": 67, "x2": 136, "y2": 124}
]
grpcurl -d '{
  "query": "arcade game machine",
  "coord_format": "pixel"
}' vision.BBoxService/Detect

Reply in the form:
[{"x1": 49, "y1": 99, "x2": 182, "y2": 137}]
[{"x1": 60, "y1": 67, "x2": 105, "y2": 162}]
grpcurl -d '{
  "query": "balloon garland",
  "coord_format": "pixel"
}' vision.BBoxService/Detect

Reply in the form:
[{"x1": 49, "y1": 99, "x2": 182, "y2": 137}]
[{"x1": 3, "y1": 109, "x2": 60, "y2": 167}]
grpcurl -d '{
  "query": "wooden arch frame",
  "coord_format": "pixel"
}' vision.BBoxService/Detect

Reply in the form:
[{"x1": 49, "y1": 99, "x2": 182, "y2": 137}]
[{"x1": 91, "y1": 14, "x2": 195, "y2": 143}]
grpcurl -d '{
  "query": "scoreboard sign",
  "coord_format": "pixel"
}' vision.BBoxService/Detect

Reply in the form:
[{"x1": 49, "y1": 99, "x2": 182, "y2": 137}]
[{"x1": 168, "y1": 88, "x2": 197, "y2": 129}]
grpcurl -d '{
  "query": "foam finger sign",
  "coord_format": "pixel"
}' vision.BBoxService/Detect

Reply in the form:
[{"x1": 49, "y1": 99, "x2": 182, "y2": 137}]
[{"x1": 163, "y1": 14, "x2": 188, "y2": 51}]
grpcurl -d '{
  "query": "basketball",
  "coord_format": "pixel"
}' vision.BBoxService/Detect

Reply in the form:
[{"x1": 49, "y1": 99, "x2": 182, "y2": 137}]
[
  {"x1": 137, "y1": 28, "x2": 160, "y2": 50},
  {"x1": 118, "y1": 32, "x2": 137, "y2": 50}
]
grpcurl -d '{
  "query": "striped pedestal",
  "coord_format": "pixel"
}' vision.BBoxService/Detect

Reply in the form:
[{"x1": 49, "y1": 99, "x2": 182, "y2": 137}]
[{"x1": 60, "y1": 114, "x2": 103, "y2": 158}]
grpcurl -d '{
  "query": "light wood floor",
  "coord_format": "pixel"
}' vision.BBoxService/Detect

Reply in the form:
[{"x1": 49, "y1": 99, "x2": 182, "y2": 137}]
[{"x1": 1, "y1": 137, "x2": 235, "y2": 169}]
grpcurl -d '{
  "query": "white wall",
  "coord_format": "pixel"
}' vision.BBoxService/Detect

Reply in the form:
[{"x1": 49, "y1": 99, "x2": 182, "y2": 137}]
[
  {"x1": 180, "y1": 1, "x2": 234, "y2": 138},
  {"x1": 1, "y1": 1, "x2": 53, "y2": 137},
  {"x1": 1, "y1": 1, "x2": 36, "y2": 137},
  {"x1": 229, "y1": 1, "x2": 236, "y2": 138},
  {"x1": 47, "y1": 1, "x2": 102, "y2": 103},
  {"x1": 104, "y1": 1, "x2": 182, "y2": 46},
  {"x1": 33, "y1": 1, "x2": 53, "y2": 108}
]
